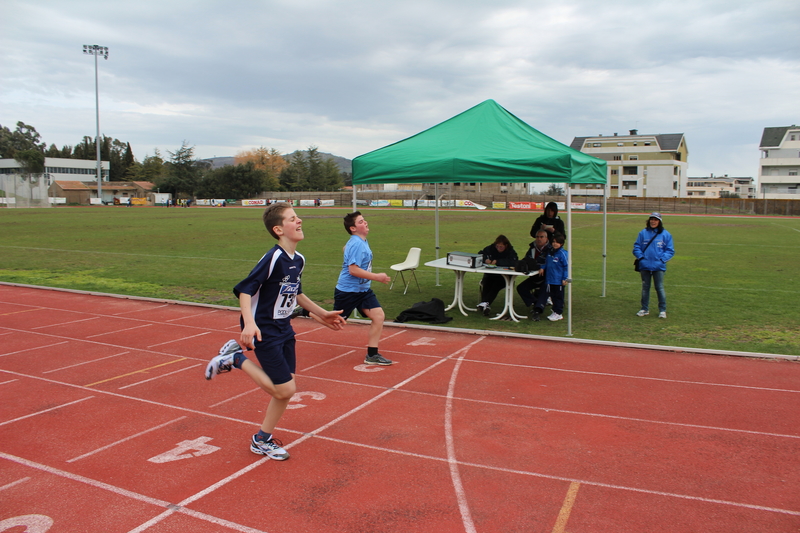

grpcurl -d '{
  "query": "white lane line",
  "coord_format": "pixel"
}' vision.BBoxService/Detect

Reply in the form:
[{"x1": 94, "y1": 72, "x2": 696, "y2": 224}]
[
  {"x1": 0, "y1": 477, "x2": 30, "y2": 491},
  {"x1": 147, "y1": 331, "x2": 210, "y2": 348},
  {"x1": 300, "y1": 349, "x2": 356, "y2": 372},
  {"x1": 0, "y1": 396, "x2": 94, "y2": 427},
  {"x1": 86, "y1": 323, "x2": 152, "y2": 338},
  {"x1": 313, "y1": 434, "x2": 800, "y2": 517},
  {"x1": 208, "y1": 387, "x2": 260, "y2": 408},
  {"x1": 0, "y1": 451, "x2": 171, "y2": 508},
  {"x1": 31, "y1": 316, "x2": 100, "y2": 330},
  {"x1": 0, "y1": 341, "x2": 69, "y2": 358},
  {"x1": 118, "y1": 364, "x2": 202, "y2": 390},
  {"x1": 67, "y1": 416, "x2": 188, "y2": 463},
  {"x1": 444, "y1": 338, "x2": 485, "y2": 533},
  {"x1": 42, "y1": 351, "x2": 130, "y2": 374}
]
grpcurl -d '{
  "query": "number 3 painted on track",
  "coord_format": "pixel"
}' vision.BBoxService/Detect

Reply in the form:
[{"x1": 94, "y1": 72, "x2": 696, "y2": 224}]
[
  {"x1": 0, "y1": 515, "x2": 54, "y2": 532},
  {"x1": 287, "y1": 391, "x2": 326, "y2": 409}
]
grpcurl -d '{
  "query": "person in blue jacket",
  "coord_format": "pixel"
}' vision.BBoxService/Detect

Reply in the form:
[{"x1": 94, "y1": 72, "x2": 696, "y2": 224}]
[
  {"x1": 530, "y1": 232, "x2": 568, "y2": 322},
  {"x1": 632, "y1": 212, "x2": 675, "y2": 318}
]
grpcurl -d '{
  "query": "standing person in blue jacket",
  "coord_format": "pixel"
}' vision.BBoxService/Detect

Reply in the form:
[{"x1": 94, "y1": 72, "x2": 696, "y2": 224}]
[
  {"x1": 633, "y1": 212, "x2": 675, "y2": 319},
  {"x1": 530, "y1": 233, "x2": 568, "y2": 322}
]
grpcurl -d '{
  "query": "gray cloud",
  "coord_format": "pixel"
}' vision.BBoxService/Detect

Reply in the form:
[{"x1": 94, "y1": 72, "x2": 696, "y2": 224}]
[{"x1": 1, "y1": 0, "x2": 798, "y2": 178}]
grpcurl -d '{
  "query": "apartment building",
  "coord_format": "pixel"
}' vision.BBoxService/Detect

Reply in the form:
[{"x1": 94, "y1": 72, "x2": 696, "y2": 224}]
[
  {"x1": 0, "y1": 157, "x2": 109, "y2": 186},
  {"x1": 686, "y1": 175, "x2": 755, "y2": 198},
  {"x1": 758, "y1": 125, "x2": 800, "y2": 199},
  {"x1": 570, "y1": 130, "x2": 688, "y2": 197}
]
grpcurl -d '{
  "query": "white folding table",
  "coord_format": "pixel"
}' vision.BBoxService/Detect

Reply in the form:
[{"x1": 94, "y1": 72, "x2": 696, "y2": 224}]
[{"x1": 424, "y1": 257, "x2": 538, "y2": 322}]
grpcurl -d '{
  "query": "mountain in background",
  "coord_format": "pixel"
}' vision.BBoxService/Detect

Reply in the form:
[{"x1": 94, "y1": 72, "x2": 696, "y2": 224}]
[{"x1": 202, "y1": 151, "x2": 352, "y2": 173}]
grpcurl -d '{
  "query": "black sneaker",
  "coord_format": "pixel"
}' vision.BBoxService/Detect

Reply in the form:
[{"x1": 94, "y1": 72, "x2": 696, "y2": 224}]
[
  {"x1": 530, "y1": 310, "x2": 540, "y2": 322},
  {"x1": 364, "y1": 353, "x2": 393, "y2": 365}
]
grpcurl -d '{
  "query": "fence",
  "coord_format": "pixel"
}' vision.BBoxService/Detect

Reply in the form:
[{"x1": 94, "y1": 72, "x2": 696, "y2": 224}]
[{"x1": 256, "y1": 191, "x2": 800, "y2": 217}]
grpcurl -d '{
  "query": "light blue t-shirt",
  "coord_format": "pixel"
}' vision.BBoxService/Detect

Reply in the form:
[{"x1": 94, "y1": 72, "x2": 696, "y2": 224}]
[{"x1": 336, "y1": 234, "x2": 372, "y2": 292}]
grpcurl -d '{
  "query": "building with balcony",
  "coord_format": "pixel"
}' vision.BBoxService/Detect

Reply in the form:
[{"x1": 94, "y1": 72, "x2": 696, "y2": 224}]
[
  {"x1": 686, "y1": 175, "x2": 755, "y2": 198},
  {"x1": 758, "y1": 125, "x2": 800, "y2": 199},
  {"x1": 570, "y1": 130, "x2": 688, "y2": 197}
]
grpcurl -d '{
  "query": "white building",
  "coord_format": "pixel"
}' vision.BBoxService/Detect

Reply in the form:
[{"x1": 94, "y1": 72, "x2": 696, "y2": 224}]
[
  {"x1": 758, "y1": 125, "x2": 800, "y2": 199},
  {"x1": 0, "y1": 157, "x2": 109, "y2": 187},
  {"x1": 570, "y1": 130, "x2": 689, "y2": 198},
  {"x1": 686, "y1": 175, "x2": 756, "y2": 198}
]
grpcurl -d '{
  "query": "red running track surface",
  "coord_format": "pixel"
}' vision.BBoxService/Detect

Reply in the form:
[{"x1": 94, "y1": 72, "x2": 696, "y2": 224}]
[{"x1": 0, "y1": 284, "x2": 798, "y2": 532}]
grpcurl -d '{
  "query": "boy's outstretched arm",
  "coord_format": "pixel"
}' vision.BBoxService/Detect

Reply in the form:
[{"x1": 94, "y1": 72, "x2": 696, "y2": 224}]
[
  {"x1": 348, "y1": 264, "x2": 391, "y2": 284},
  {"x1": 296, "y1": 294, "x2": 346, "y2": 330}
]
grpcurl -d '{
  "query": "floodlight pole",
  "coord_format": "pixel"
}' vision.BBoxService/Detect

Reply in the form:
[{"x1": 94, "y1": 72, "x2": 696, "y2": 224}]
[{"x1": 83, "y1": 45, "x2": 109, "y2": 203}]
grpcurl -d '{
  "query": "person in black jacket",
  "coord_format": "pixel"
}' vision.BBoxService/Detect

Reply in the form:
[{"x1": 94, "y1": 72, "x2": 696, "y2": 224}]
[
  {"x1": 530, "y1": 201, "x2": 566, "y2": 242},
  {"x1": 476, "y1": 234, "x2": 518, "y2": 316}
]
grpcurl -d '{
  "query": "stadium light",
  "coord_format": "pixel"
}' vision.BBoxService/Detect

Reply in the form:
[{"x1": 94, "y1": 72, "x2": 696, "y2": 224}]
[{"x1": 83, "y1": 44, "x2": 109, "y2": 203}]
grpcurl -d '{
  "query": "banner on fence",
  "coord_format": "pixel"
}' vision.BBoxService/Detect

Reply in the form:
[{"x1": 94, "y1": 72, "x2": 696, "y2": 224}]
[
  {"x1": 570, "y1": 202, "x2": 586, "y2": 210},
  {"x1": 586, "y1": 203, "x2": 601, "y2": 211},
  {"x1": 389, "y1": 199, "x2": 404, "y2": 207},
  {"x1": 456, "y1": 199, "x2": 486, "y2": 210},
  {"x1": 242, "y1": 199, "x2": 267, "y2": 207},
  {"x1": 492, "y1": 202, "x2": 506, "y2": 209}
]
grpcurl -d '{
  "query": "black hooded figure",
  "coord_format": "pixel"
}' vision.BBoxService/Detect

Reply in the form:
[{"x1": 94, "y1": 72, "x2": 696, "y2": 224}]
[{"x1": 530, "y1": 201, "x2": 566, "y2": 242}]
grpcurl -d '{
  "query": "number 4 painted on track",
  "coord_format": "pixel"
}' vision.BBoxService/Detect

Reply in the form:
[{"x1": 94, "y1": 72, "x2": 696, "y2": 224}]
[{"x1": 148, "y1": 436, "x2": 220, "y2": 463}]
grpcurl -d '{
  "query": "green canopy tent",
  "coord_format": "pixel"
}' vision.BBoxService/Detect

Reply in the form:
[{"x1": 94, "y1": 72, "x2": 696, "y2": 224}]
[{"x1": 352, "y1": 99, "x2": 607, "y2": 334}]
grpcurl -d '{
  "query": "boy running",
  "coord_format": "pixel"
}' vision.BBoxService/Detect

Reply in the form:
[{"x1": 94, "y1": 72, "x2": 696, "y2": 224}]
[
  {"x1": 334, "y1": 211, "x2": 394, "y2": 365},
  {"x1": 205, "y1": 202, "x2": 345, "y2": 461}
]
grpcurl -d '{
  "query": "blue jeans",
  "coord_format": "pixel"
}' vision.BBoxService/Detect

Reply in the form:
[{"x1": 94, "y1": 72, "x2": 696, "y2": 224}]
[{"x1": 640, "y1": 270, "x2": 666, "y2": 313}]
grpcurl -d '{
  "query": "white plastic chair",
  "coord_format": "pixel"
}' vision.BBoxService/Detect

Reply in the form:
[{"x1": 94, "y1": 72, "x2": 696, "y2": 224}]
[{"x1": 390, "y1": 247, "x2": 421, "y2": 294}]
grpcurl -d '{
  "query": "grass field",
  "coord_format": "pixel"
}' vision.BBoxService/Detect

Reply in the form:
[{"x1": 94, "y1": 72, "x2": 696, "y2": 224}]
[{"x1": 1, "y1": 205, "x2": 798, "y2": 356}]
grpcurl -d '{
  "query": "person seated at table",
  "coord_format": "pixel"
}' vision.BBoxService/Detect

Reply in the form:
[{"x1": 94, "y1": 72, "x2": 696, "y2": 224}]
[
  {"x1": 516, "y1": 229, "x2": 551, "y2": 312},
  {"x1": 476, "y1": 234, "x2": 518, "y2": 316}
]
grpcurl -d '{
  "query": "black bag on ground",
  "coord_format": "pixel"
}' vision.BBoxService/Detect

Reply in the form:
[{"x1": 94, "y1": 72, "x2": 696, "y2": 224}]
[{"x1": 395, "y1": 298, "x2": 453, "y2": 324}]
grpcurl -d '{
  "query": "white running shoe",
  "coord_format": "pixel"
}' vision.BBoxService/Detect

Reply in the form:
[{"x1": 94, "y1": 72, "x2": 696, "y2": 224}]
[
  {"x1": 658, "y1": 312, "x2": 667, "y2": 319},
  {"x1": 250, "y1": 435, "x2": 290, "y2": 460},
  {"x1": 547, "y1": 312, "x2": 563, "y2": 321},
  {"x1": 636, "y1": 310, "x2": 649, "y2": 317},
  {"x1": 205, "y1": 339, "x2": 241, "y2": 380}
]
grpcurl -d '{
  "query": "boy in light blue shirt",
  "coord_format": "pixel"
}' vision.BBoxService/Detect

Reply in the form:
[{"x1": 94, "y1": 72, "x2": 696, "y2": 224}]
[{"x1": 334, "y1": 211, "x2": 394, "y2": 365}]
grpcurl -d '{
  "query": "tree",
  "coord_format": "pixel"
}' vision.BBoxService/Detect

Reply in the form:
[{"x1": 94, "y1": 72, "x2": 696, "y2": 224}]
[
  {"x1": 0, "y1": 122, "x2": 46, "y2": 158},
  {"x1": 720, "y1": 191, "x2": 740, "y2": 198},
  {"x1": 156, "y1": 142, "x2": 201, "y2": 197},
  {"x1": 279, "y1": 151, "x2": 309, "y2": 191},
  {"x1": 544, "y1": 183, "x2": 565, "y2": 196},
  {"x1": 197, "y1": 162, "x2": 267, "y2": 199},
  {"x1": 278, "y1": 147, "x2": 345, "y2": 191},
  {"x1": 235, "y1": 146, "x2": 285, "y2": 191},
  {"x1": 130, "y1": 150, "x2": 166, "y2": 183}
]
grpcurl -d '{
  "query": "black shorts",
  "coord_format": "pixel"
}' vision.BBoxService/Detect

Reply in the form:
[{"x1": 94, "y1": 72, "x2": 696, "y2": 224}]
[
  {"x1": 253, "y1": 337, "x2": 296, "y2": 385},
  {"x1": 334, "y1": 288, "x2": 381, "y2": 319}
]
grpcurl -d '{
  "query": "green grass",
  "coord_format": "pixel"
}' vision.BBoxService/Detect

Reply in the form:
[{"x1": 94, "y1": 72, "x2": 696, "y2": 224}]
[{"x1": 1, "y1": 206, "x2": 799, "y2": 355}]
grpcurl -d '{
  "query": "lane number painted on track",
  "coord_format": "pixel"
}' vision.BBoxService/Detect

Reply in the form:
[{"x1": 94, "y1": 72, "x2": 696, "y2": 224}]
[
  {"x1": 147, "y1": 436, "x2": 220, "y2": 463},
  {"x1": 286, "y1": 391, "x2": 326, "y2": 409},
  {"x1": 0, "y1": 515, "x2": 54, "y2": 532},
  {"x1": 407, "y1": 337, "x2": 436, "y2": 346},
  {"x1": 354, "y1": 364, "x2": 384, "y2": 372}
]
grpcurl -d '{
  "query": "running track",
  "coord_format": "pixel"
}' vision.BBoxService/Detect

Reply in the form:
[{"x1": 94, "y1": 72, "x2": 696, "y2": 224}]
[{"x1": 0, "y1": 283, "x2": 798, "y2": 533}]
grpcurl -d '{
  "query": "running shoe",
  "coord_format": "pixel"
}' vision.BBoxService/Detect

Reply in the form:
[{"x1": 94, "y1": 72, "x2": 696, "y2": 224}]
[
  {"x1": 364, "y1": 353, "x2": 393, "y2": 365},
  {"x1": 547, "y1": 312, "x2": 563, "y2": 321},
  {"x1": 636, "y1": 310, "x2": 649, "y2": 317},
  {"x1": 205, "y1": 339, "x2": 241, "y2": 380},
  {"x1": 250, "y1": 435, "x2": 290, "y2": 460},
  {"x1": 658, "y1": 312, "x2": 667, "y2": 319}
]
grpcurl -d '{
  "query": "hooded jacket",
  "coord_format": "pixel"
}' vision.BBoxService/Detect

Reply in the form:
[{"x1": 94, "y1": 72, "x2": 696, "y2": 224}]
[
  {"x1": 632, "y1": 225, "x2": 674, "y2": 272},
  {"x1": 530, "y1": 202, "x2": 566, "y2": 239}
]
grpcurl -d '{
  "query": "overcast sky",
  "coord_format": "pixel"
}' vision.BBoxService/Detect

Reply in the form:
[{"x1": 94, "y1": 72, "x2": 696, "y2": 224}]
[{"x1": 2, "y1": 0, "x2": 798, "y2": 182}]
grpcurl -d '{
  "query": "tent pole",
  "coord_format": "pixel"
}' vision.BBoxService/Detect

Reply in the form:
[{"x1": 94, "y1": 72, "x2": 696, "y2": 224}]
[
  {"x1": 567, "y1": 187, "x2": 573, "y2": 336},
  {"x1": 435, "y1": 183, "x2": 440, "y2": 286},
  {"x1": 352, "y1": 185, "x2": 357, "y2": 212},
  {"x1": 602, "y1": 191, "x2": 608, "y2": 296}
]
